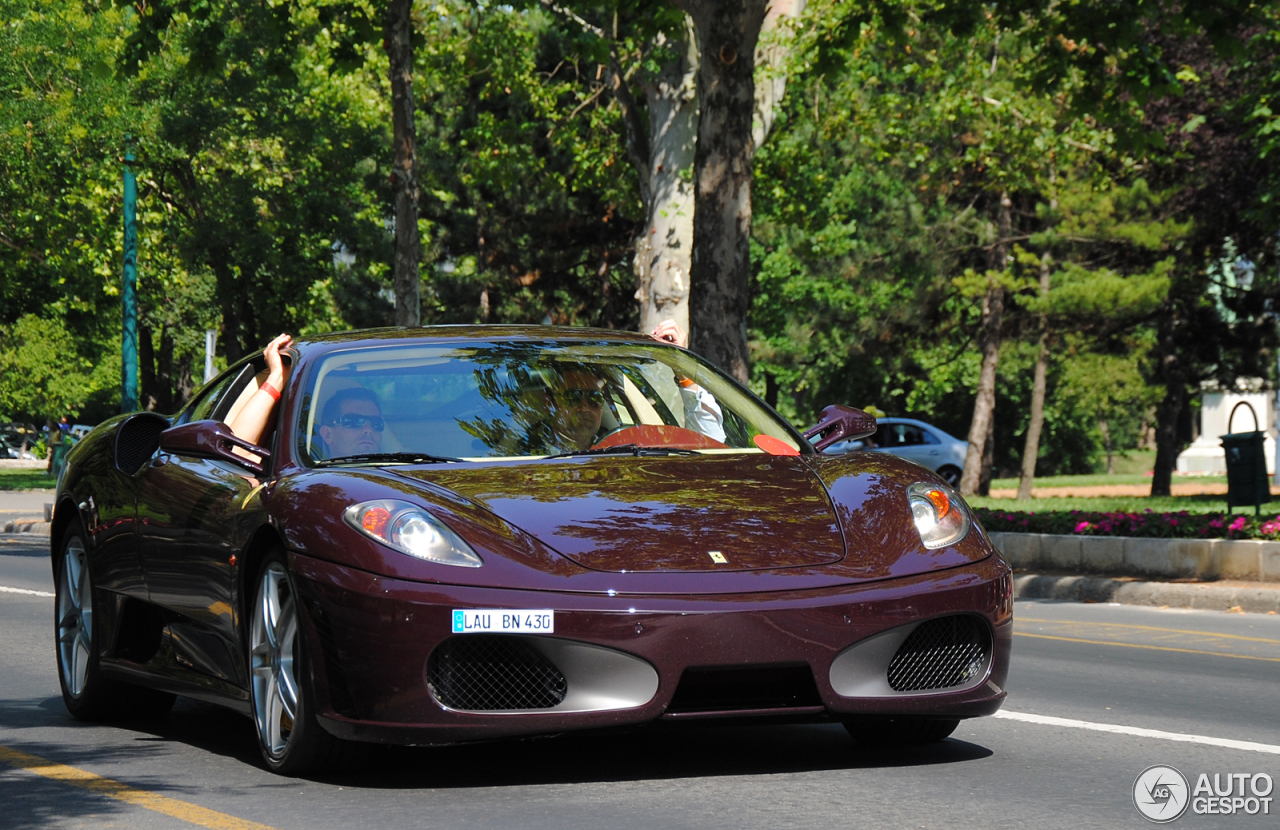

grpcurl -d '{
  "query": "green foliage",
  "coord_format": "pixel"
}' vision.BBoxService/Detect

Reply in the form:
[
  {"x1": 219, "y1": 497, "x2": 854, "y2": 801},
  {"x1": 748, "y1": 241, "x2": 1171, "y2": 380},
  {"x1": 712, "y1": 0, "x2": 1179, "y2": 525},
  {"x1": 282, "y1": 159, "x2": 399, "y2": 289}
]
[{"x1": 0, "y1": 315, "x2": 119, "y2": 422}]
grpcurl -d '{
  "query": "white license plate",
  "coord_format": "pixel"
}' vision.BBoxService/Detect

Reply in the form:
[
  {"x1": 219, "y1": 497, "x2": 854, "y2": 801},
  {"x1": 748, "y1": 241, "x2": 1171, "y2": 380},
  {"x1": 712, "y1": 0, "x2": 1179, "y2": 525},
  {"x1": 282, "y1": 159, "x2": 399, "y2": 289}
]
[{"x1": 451, "y1": 609, "x2": 555, "y2": 634}]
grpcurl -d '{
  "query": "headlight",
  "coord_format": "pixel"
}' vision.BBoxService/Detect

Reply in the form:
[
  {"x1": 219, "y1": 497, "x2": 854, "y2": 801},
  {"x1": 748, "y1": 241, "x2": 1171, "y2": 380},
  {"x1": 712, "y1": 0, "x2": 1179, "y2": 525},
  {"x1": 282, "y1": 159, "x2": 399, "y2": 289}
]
[
  {"x1": 907, "y1": 482, "x2": 971, "y2": 549},
  {"x1": 344, "y1": 500, "x2": 483, "y2": 567}
]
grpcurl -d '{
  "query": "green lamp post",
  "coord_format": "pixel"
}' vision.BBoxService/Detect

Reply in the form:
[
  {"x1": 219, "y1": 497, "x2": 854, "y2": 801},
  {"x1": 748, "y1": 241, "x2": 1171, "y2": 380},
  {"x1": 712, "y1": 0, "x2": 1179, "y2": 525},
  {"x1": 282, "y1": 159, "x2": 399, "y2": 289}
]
[{"x1": 121, "y1": 140, "x2": 138, "y2": 413}]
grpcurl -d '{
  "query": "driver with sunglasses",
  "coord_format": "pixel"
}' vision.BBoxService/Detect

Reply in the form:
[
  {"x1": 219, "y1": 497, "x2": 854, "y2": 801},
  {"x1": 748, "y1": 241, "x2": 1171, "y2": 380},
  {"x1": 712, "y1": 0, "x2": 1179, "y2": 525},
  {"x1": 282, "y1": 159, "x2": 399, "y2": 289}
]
[
  {"x1": 318, "y1": 387, "x2": 385, "y2": 459},
  {"x1": 549, "y1": 367, "x2": 609, "y2": 451}
]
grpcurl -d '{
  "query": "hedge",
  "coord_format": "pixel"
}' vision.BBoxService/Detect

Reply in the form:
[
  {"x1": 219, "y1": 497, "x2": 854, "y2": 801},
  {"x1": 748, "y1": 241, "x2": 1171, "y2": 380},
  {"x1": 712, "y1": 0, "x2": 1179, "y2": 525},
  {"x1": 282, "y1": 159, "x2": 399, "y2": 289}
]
[{"x1": 974, "y1": 507, "x2": 1280, "y2": 541}]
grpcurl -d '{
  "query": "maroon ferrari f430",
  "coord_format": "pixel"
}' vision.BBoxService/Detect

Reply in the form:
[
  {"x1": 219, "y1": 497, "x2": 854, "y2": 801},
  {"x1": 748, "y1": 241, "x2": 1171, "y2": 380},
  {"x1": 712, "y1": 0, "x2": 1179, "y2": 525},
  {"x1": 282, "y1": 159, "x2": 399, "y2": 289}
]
[{"x1": 52, "y1": 327, "x2": 1011, "y2": 775}]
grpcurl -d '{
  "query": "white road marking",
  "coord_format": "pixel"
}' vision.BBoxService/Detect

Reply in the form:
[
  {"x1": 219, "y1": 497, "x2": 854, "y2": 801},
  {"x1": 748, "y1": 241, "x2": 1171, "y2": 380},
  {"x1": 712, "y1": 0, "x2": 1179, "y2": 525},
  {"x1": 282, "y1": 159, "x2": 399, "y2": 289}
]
[
  {"x1": 995, "y1": 710, "x2": 1280, "y2": 755},
  {"x1": 0, "y1": 585, "x2": 53, "y2": 598}
]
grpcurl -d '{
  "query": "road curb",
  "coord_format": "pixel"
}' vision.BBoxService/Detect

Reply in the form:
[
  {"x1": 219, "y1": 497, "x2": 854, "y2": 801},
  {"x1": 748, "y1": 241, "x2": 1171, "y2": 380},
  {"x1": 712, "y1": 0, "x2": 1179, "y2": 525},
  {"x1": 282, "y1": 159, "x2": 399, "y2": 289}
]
[
  {"x1": 989, "y1": 531, "x2": 1280, "y2": 582},
  {"x1": 1, "y1": 521, "x2": 50, "y2": 536},
  {"x1": 1013, "y1": 573, "x2": 1280, "y2": 614}
]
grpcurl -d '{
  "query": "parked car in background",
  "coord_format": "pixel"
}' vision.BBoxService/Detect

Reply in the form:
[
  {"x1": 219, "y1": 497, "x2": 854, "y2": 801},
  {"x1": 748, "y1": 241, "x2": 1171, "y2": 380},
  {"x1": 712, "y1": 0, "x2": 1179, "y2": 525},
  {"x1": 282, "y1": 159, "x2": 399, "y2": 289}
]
[
  {"x1": 1, "y1": 429, "x2": 39, "y2": 460},
  {"x1": 825, "y1": 417, "x2": 968, "y2": 487}
]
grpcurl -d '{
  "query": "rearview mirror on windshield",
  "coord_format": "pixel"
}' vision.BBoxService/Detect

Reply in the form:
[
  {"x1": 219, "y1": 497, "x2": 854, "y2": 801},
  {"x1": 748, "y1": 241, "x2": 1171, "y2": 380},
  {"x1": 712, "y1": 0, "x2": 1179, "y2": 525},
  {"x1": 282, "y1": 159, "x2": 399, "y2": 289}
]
[{"x1": 803, "y1": 405, "x2": 877, "y2": 453}]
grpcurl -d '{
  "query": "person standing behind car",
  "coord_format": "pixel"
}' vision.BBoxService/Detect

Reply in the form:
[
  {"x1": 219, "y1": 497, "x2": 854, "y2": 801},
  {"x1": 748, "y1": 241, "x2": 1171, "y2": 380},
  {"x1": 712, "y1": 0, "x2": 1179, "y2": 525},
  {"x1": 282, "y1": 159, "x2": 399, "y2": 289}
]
[{"x1": 649, "y1": 321, "x2": 726, "y2": 443}]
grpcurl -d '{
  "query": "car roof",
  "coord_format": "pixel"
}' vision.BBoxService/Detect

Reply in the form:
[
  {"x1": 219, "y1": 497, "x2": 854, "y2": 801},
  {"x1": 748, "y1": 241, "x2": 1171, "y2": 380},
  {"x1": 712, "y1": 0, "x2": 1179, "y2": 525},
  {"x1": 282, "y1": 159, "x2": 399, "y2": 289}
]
[{"x1": 292, "y1": 325, "x2": 660, "y2": 357}]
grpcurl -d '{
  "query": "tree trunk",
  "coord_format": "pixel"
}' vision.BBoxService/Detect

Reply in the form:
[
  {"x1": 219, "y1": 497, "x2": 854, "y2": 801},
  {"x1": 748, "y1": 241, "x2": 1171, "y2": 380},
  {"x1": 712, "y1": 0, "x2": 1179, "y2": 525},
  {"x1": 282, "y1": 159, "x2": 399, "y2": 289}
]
[
  {"x1": 675, "y1": 0, "x2": 767, "y2": 382},
  {"x1": 630, "y1": 20, "x2": 699, "y2": 338},
  {"x1": 386, "y1": 0, "x2": 420, "y2": 327},
  {"x1": 614, "y1": 4, "x2": 803, "y2": 345},
  {"x1": 959, "y1": 193, "x2": 1011, "y2": 495},
  {"x1": 978, "y1": 415, "x2": 995, "y2": 496},
  {"x1": 1099, "y1": 418, "x2": 1114, "y2": 474},
  {"x1": 1151, "y1": 310, "x2": 1185, "y2": 497},
  {"x1": 138, "y1": 323, "x2": 157, "y2": 412},
  {"x1": 212, "y1": 257, "x2": 243, "y2": 363},
  {"x1": 1017, "y1": 253, "x2": 1052, "y2": 500},
  {"x1": 157, "y1": 325, "x2": 174, "y2": 414}
]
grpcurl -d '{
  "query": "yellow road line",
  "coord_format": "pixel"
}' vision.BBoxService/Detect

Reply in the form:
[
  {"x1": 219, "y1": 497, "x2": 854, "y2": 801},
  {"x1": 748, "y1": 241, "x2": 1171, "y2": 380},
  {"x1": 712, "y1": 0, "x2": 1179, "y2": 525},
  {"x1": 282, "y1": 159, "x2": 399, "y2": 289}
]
[
  {"x1": 1017, "y1": 617, "x2": 1280, "y2": 645},
  {"x1": 0, "y1": 744, "x2": 279, "y2": 830},
  {"x1": 1015, "y1": 631, "x2": 1280, "y2": 662}
]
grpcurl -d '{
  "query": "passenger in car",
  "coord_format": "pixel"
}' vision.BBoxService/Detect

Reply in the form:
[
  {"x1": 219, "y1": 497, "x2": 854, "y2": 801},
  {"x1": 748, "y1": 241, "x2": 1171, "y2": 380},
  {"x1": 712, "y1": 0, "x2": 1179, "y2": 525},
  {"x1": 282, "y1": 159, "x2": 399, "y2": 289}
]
[
  {"x1": 227, "y1": 333, "x2": 292, "y2": 447},
  {"x1": 317, "y1": 387, "x2": 385, "y2": 459},
  {"x1": 648, "y1": 321, "x2": 725, "y2": 443}
]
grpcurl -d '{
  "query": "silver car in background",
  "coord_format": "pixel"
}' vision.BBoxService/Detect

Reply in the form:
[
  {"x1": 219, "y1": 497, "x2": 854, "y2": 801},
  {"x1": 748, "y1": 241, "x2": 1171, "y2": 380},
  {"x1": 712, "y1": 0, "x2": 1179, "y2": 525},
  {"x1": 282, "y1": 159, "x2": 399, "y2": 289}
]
[{"x1": 824, "y1": 417, "x2": 968, "y2": 487}]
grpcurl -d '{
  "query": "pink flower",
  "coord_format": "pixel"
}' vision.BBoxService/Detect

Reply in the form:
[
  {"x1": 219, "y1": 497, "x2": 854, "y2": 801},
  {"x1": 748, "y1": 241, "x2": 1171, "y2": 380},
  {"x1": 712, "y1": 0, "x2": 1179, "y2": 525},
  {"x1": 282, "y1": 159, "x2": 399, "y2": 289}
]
[
  {"x1": 1074, "y1": 521, "x2": 1090, "y2": 533},
  {"x1": 1230, "y1": 516, "x2": 1246, "y2": 532}
]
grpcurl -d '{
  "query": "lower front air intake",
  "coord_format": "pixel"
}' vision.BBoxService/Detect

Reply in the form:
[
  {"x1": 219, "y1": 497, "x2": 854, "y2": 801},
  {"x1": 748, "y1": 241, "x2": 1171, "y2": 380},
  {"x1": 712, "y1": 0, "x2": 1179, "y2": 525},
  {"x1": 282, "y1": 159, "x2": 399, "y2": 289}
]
[
  {"x1": 427, "y1": 635, "x2": 567, "y2": 711},
  {"x1": 887, "y1": 615, "x2": 991, "y2": 692},
  {"x1": 829, "y1": 614, "x2": 994, "y2": 698}
]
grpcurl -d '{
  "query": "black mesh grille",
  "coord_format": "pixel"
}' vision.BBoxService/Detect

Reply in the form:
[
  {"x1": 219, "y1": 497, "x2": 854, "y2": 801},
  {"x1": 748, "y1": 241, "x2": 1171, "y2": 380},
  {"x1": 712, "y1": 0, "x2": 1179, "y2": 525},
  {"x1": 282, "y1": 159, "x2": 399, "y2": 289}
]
[
  {"x1": 427, "y1": 636, "x2": 567, "y2": 711},
  {"x1": 887, "y1": 615, "x2": 991, "y2": 692},
  {"x1": 115, "y1": 415, "x2": 168, "y2": 475}
]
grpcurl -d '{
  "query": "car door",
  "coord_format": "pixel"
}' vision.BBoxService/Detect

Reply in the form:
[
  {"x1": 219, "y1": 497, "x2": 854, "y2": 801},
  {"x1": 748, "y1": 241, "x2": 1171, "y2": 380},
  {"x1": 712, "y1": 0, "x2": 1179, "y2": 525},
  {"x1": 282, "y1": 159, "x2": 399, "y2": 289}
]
[
  {"x1": 882, "y1": 423, "x2": 939, "y2": 468},
  {"x1": 134, "y1": 365, "x2": 262, "y2": 688}
]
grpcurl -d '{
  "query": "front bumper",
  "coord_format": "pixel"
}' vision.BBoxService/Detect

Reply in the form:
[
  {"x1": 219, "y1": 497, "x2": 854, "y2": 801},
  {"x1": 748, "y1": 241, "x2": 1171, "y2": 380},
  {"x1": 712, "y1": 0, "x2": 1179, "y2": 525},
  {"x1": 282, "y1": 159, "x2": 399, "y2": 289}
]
[{"x1": 290, "y1": 552, "x2": 1013, "y2": 745}]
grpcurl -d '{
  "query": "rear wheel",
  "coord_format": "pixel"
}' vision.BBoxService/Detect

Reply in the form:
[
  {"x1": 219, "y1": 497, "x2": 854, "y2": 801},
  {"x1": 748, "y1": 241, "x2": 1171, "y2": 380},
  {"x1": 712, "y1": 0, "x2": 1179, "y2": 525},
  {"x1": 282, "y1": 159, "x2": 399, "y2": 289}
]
[
  {"x1": 55, "y1": 530, "x2": 174, "y2": 720},
  {"x1": 844, "y1": 716, "x2": 960, "y2": 746},
  {"x1": 249, "y1": 550, "x2": 360, "y2": 775}
]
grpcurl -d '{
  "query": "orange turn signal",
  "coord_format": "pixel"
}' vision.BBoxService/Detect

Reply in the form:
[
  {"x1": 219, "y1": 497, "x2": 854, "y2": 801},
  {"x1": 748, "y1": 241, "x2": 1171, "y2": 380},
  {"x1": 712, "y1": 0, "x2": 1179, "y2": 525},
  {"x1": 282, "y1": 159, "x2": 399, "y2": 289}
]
[
  {"x1": 925, "y1": 488, "x2": 950, "y2": 518},
  {"x1": 361, "y1": 507, "x2": 391, "y2": 537}
]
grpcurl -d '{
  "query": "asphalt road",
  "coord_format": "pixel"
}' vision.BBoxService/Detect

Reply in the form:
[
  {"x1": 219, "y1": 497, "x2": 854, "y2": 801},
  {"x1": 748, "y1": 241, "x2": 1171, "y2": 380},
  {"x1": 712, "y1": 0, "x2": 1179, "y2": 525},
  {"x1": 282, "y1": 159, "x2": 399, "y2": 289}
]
[{"x1": 2, "y1": 532, "x2": 1278, "y2": 830}]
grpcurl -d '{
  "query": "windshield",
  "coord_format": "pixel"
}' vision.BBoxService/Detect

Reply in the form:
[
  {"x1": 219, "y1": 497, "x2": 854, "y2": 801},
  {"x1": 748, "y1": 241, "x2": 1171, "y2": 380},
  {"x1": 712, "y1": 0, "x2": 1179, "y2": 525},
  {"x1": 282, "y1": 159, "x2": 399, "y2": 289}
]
[{"x1": 296, "y1": 340, "x2": 804, "y2": 463}]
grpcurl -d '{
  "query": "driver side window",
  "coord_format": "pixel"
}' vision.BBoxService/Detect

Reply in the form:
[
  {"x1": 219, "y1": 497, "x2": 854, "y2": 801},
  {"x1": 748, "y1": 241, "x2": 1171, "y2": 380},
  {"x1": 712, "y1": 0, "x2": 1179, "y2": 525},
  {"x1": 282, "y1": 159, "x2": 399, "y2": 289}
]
[{"x1": 187, "y1": 367, "x2": 246, "y2": 423}]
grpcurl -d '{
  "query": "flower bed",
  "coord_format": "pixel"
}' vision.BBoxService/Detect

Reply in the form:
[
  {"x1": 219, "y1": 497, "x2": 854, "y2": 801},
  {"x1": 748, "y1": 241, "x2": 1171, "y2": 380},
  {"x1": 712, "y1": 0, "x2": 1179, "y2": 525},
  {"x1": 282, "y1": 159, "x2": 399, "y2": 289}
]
[{"x1": 975, "y1": 507, "x2": 1280, "y2": 541}]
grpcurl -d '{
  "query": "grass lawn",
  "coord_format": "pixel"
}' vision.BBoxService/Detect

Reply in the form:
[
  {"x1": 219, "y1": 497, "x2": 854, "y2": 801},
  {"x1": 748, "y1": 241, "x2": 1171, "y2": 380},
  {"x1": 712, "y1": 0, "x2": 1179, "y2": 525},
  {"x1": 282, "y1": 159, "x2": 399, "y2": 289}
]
[
  {"x1": 988, "y1": 473, "x2": 1229, "y2": 489},
  {"x1": 967, "y1": 493, "x2": 1266, "y2": 515},
  {"x1": 0, "y1": 468, "x2": 56, "y2": 491}
]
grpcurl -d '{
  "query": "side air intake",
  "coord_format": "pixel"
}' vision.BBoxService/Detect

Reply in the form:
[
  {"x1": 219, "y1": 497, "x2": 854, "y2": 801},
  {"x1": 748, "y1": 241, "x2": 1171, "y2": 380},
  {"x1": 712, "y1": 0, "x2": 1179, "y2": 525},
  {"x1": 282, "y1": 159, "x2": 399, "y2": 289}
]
[
  {"x1": 886, "y1": 615, "x2": 991, "y2": 692},
  {"x1": 427, "y1": 635, "x2": 567, "y2": 711}
]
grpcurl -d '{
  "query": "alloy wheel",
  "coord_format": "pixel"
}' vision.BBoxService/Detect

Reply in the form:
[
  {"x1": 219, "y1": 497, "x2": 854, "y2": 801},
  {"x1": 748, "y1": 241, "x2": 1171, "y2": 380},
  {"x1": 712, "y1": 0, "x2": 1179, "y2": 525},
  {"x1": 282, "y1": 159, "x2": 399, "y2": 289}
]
[
  {"x1": 250, "y1": 562, "x2": 300, "y2": 759},
  {"x1": 56, "y1": 536, "x2": 93, "y2": 698}
]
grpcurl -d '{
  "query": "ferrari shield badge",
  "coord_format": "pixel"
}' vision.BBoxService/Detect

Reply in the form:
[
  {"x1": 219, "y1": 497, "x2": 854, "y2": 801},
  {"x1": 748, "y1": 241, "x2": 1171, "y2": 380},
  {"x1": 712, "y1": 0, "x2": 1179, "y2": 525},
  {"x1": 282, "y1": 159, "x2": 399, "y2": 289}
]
[{"x1": 707, "y1": 551, "x2": 728, "y2": 564}]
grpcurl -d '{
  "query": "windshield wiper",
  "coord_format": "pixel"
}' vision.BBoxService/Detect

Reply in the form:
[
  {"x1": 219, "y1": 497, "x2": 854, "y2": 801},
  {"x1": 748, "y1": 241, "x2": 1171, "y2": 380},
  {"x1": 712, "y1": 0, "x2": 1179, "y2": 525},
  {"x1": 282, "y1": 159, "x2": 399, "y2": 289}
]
[
  {"x1": 543, "y1": 444, "x2": 699, "y2": 460},
  {"x1": 316, "y1": 452, "x2": 462, "y2": 466}
]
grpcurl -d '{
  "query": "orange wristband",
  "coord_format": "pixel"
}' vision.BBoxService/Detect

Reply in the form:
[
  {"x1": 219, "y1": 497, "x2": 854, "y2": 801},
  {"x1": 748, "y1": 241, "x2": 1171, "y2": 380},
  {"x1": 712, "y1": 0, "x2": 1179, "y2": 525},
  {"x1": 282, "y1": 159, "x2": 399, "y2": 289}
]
[
  {"x1": 260, "y1": 381, "x2": 281, "y2": 401},
  {"x1": 677, "y1": 377, "x2": 695, "y2": 389}
]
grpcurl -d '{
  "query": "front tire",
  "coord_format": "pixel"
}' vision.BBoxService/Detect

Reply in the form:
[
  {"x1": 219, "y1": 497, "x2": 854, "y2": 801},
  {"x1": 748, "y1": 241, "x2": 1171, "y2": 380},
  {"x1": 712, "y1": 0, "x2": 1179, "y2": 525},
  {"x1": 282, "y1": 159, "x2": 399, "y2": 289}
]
[
  {"x1": 844, "y1": 716, "x2": 960, "y2": 746},
  {"x1": 55, "y1": 529, "x2": 174, "y2": 720},
  {"x1": 248, "y1": 550, "x2": 359, "y2": 775}
]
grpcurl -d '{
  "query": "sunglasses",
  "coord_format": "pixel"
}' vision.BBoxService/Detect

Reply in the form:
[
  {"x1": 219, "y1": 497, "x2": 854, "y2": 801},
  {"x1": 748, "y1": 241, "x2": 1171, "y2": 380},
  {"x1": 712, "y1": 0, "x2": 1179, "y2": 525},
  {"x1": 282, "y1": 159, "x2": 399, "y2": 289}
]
[
  {"x1": 558, "y1": 388, "x2": 606, "y2": 406},
  {"x1": 332, "y1": 414, "x2": 386, "y2": 431}
]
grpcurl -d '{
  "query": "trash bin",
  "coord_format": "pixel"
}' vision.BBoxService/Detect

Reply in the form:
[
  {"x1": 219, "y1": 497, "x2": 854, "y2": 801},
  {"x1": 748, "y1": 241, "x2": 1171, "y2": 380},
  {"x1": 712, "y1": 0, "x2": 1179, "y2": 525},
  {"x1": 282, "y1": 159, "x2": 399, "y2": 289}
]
[
  {"x1": 49, "y1": 441, "x2": 70, "y2": 479},
  {"x1": 1221, "y1": 401, "x2": 1271, "y2": 516}
]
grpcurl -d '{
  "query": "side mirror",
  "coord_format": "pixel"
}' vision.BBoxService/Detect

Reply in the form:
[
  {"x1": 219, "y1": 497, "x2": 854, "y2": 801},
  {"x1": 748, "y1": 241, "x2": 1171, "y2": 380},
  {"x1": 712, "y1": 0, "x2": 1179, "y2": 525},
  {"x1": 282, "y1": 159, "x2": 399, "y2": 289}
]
[
  {"x1": 159, "y1": 420, "x2": 271, "y2": 474},
  {"x1": 803, "y1": 405, "x2": 877, "y2": 453}
]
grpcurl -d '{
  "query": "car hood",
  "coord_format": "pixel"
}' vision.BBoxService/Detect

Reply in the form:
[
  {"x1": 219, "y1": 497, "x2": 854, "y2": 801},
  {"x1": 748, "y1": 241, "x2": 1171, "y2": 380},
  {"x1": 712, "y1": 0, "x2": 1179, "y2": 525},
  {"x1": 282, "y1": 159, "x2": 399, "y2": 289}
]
[{"x1": 392, "y1": 454, "x2": 845, "y2": 573}]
